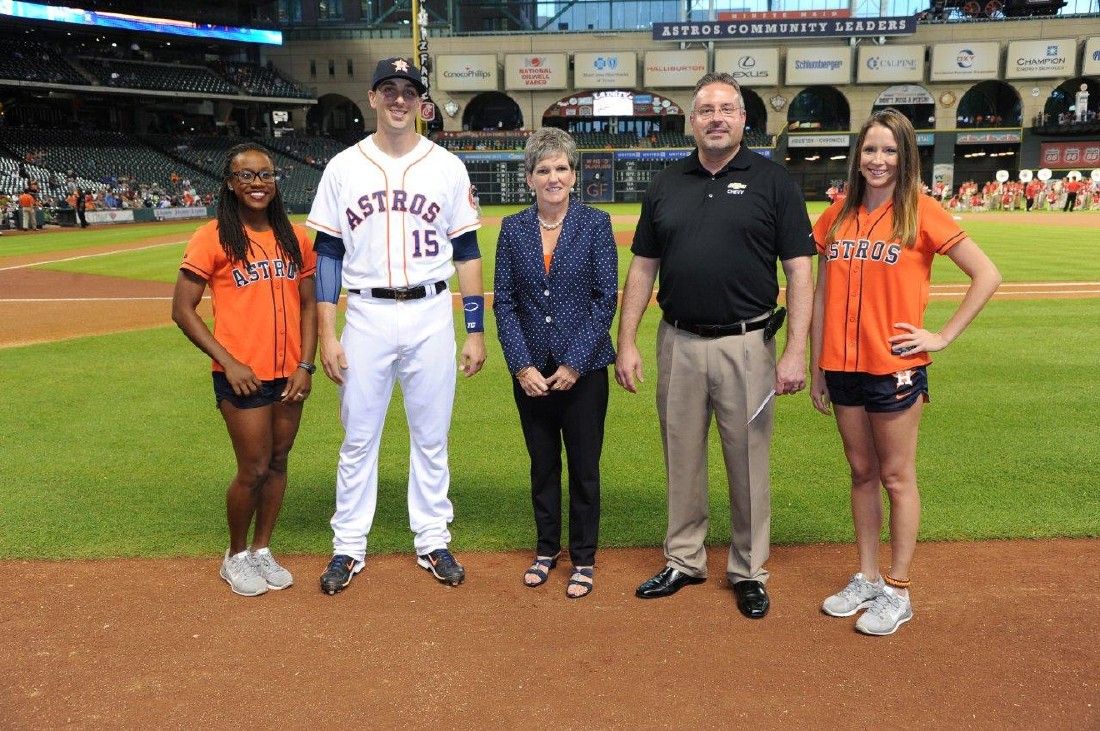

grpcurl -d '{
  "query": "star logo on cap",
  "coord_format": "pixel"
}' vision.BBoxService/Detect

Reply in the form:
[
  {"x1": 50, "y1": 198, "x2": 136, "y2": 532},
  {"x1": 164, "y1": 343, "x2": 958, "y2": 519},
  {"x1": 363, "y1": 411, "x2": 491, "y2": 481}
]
[{"x1": 392, "y1": 59, "x2": 410, "y2": 72}]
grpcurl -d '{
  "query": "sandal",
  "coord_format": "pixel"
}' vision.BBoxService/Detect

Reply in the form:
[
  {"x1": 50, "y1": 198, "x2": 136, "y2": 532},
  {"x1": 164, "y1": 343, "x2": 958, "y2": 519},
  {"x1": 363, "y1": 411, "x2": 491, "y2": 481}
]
[
  {"x1": 566, "y1": 566, "x2": 594, "y2": 599},
  {"x1": 523, "y1": 553, "x2": 559, "y2": 587}
]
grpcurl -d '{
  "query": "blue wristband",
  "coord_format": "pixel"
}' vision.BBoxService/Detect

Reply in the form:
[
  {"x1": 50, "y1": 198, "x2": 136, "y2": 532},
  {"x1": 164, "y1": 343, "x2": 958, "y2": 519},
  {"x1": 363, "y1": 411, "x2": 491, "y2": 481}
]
[{"x1": 462, "y1": 295, "x2": 485, "y2": 333}]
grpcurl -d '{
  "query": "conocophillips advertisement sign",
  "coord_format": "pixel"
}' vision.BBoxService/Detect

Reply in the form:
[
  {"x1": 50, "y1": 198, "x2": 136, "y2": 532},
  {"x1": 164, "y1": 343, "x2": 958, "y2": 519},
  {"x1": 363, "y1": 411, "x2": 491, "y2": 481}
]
[{"x1": 435, "y1": 55, "x2": 498, "y2": 91}]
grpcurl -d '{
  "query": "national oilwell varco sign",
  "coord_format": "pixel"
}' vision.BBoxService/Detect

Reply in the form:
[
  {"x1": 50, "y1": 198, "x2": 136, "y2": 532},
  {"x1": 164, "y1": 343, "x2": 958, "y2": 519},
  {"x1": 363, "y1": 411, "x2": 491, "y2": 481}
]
[{"x1": 652, "y1": 16, "x2": 916, "y2": 40}]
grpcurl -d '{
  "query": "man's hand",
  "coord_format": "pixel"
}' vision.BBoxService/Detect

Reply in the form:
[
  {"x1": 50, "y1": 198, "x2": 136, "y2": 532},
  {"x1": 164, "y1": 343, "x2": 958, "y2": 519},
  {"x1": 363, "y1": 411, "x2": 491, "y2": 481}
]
[
  {"x1": 774, "y1": 350, "x2": 806, "y2": 395},
  {"x1": 460, "y1": 333, "x2": 486, "y2": 377},
  {"x1": 319, "y1": 334, "x2": 348, "y2": 385},
  {"x1": 615, "y1": 341, "x2": 645, "y2": 393}
]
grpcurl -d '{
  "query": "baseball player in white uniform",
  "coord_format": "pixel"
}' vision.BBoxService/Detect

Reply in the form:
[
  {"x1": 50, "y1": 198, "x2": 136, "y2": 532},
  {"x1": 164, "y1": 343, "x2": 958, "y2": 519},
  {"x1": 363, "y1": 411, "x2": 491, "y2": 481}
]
[{"x1": 307, "y1": 57, "x2": 486, "y2": 594}]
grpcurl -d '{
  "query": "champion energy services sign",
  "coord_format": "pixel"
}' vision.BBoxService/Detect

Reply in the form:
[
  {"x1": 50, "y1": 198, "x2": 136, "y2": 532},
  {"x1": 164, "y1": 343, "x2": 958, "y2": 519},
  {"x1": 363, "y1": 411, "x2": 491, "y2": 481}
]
[
  {"x1": 714, "y1": 48, "x2": 779, "y2": 87},
  {"x1": 1005, "y1": 39, "x2": 1076, "y2": 79},
  {"x1": 435, "y1": 55, "x2": 498, "y2": 91},
  {"x1": 504, "y1": 54, "x2": 567, "y2": 90}
]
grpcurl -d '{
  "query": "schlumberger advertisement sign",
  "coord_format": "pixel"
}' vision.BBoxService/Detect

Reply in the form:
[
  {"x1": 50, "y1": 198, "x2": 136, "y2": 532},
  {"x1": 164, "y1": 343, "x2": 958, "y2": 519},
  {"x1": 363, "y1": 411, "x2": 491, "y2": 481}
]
[{"x1": 652, "y1": 16, "x2": 916, "y2": 41}]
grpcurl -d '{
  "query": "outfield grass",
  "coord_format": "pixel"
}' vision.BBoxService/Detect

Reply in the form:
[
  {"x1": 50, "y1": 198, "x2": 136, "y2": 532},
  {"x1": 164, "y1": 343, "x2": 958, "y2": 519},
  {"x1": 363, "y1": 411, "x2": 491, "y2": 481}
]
[
  {"x1": 0, "y1": 297, "x2": 1096, "y2": 559},
  {"x1": 27, "y1": 205, "x2": 1100, "y2": 288},
  {"x1": 0, "y1": 221, "x2": 199, "y2": 259}
]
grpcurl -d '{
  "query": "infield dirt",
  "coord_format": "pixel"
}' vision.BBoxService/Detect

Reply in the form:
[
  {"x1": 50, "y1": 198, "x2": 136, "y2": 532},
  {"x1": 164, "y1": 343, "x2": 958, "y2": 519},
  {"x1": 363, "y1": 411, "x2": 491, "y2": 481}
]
[{"x1": 3, "y1": 540, "x2": 1096, "y2": 728}]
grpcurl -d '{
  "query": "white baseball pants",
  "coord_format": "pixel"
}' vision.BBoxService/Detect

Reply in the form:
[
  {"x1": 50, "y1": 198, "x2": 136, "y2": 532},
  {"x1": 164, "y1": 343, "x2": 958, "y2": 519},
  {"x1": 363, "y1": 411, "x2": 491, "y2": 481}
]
[{"x1": 331, "y1": 287, "x2": 457, "y2": 561}]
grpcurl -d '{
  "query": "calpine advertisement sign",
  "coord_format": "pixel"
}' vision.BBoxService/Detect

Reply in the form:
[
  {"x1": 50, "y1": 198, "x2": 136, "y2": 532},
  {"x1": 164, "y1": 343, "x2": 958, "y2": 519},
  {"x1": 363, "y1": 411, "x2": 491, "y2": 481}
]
[
  {"x1": 857, "y1": 44, "x2": 924, "y2": 83},
  {"x1": 930, "y1": 42, "x2": 999, "y2": 82},
  {"x1": 435, "y1": 54, "x2": 498, "y2": 91},
  {"x1": 574, "y1": 52, "x2": 637, "y2": 88},
  {"x1": 786, "y1": 47, "x2": 851, "y2": 86},
  {"x1": 1005, "y1": 39, "x2": 1075, "y2": 79},
  {"x1": 1084, "y1": 37, "x2": 1100, "y2": 76},
  {"x1": 643, "y1": 50, "x2": 707, "y2": 88},
  {"x1": 714, "y1": 48, "x2": 778, "y2": 87},
  {"x1": 504, "y1": 54, "x2": 567, "y2": 90}
]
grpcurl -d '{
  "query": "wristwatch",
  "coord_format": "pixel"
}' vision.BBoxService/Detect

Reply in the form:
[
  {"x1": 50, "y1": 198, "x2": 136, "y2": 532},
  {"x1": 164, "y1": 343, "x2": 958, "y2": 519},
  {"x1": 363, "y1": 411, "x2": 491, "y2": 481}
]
[{"x1": 298, "y1": 361, "x2": 316, "y2": 375}]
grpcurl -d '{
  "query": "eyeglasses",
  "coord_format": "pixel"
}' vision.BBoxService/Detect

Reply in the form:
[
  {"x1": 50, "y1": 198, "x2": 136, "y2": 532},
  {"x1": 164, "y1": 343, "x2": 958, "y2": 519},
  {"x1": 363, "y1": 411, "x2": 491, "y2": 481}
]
[
  {"x1": 694, "y1": 105, "x2": 744, "y2": 120},
  {"x1": 376, "y1": 85, "x2": 421, "y2": 101},
  {"x1": 230, "y1": 170, "x2": 278, "y2": 183}
]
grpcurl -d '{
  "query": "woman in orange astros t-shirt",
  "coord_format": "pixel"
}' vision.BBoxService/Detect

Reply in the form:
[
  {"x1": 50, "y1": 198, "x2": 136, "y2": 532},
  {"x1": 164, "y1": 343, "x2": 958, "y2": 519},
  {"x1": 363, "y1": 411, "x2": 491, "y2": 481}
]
[
  {"x1": 809, "y1": 109, "x2": 1001, "y2": 636},
  {"x1": 172, "y1": 144, "x2": 317, "y2": 597}
]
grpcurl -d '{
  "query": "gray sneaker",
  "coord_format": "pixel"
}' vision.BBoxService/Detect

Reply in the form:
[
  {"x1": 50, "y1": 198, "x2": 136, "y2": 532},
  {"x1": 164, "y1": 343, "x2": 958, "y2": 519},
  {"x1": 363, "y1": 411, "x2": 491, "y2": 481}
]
[
  {"x1": 822, "y1": 573, "x2": 885, "y2": 617},
  {"x1": 250, "y1": 548, "x2": 294, "y2": 590},
  {"x1": 855, "y1": 587, "x2": 913, "y2": 636},
  {"x1": 220, "y1": 549, "x2": 268, "y2": 596}
]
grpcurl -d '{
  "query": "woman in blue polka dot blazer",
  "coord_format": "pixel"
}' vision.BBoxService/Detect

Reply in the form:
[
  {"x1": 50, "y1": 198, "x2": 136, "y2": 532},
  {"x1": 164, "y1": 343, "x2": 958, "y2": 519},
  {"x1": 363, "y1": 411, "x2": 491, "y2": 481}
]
[{"x1": 493, "y1": 128, "x2": 618, "y2": 599}]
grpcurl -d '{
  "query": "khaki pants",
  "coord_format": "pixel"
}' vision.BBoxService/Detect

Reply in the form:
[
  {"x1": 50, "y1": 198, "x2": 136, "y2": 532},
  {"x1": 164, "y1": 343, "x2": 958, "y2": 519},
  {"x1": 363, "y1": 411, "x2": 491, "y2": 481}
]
[
  {"x1": 21, "y1": 206, "x2": 35, "y2": 230},
  {"x1": 655, "y1": 319, "x2": 776, "y2": 584}
]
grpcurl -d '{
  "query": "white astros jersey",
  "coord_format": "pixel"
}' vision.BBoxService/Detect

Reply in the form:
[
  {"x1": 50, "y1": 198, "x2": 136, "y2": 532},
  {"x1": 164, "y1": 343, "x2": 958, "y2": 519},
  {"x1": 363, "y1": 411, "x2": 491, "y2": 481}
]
[{"x1": 306, "y1": 135, "x2": 481, "y2": 289}]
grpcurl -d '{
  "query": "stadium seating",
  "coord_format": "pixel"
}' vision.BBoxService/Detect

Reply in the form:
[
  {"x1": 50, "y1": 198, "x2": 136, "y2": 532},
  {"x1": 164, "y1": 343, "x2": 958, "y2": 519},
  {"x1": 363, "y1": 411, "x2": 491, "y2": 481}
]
[
  {"x1": 81, "y1": 58, "x2": 238, "y2": 95},
  {"x1": 0, "y1": 38, "x2": 88, "y2": 86},
  {"x1": 0, "y1": 128, "x2": 219, "y2": 198},
  {"x1": 262, "y1": 135, "x2": 348, "y2": 168},
  {"x1": 144, "y1": 135, "x2": 321, "y2": 208},
  {"x1": 210, "y1": 60, "x2": 313, "y2": 99}
]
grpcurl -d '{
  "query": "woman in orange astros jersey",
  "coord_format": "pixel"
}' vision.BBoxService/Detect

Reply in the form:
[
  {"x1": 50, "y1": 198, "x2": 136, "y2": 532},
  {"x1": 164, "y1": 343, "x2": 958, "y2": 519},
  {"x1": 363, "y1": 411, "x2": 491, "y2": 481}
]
[
  {"x1": 172, "y1": 143, "x2": 318, "y2": 597},
  {"x1": 809, "y1": 109, "x2": 1001, "y2": 635}
]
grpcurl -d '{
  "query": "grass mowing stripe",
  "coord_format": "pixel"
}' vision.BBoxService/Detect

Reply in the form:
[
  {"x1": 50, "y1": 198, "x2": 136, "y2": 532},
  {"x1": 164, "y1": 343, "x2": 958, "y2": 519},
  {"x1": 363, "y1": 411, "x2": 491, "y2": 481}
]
[
  {"x1": 0, "y1": 298, "x2": 1095, "y2": 559},
  {"x1": 33, "y1": 206, "x2": 1100, "y2": 288}
]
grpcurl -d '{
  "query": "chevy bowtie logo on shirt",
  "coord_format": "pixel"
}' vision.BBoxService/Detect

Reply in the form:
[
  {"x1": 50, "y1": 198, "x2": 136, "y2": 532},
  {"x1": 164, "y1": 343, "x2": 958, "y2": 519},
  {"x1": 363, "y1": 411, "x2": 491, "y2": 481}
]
[{"x1": 727, "y1": 182, "x2": 748, "y2": 195}]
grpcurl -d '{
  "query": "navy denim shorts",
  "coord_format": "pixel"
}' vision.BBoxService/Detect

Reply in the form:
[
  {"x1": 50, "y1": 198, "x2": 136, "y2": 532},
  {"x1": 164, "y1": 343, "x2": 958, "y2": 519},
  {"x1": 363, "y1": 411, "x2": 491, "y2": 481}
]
[
  {"x1": 823, "y1": 366, "x2": 929, "y2": 413},
  {"x1": 212, "y1": 371, "x2": 288, "y2": 409}
]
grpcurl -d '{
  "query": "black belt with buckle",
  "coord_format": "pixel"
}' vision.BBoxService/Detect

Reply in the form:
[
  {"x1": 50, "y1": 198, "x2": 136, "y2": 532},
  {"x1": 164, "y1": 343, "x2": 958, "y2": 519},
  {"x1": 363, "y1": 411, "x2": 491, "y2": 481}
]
[
  {"x1": 663, "y1": 313, "x2": 770, "y2": 338},
  {"x1": 349, "y1": 280, "x2": 447, "y2": 301}
]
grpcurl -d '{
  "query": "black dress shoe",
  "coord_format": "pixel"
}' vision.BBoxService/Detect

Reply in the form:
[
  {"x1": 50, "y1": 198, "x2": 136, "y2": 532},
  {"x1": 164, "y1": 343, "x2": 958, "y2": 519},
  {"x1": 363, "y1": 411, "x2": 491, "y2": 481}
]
[
  {"x1": 635, "y1": 566, "x2": 706, "y2": 599},
  {"x1": 732, "y1": 580, "x2": 769, "y2": 618}
]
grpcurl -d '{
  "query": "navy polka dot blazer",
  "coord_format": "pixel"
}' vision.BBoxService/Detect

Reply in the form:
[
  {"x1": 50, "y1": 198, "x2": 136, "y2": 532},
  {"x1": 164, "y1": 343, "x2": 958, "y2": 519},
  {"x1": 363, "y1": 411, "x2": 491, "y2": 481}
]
[{"x1": 493, "y1": 201, "x2": 618, "y2": 376}]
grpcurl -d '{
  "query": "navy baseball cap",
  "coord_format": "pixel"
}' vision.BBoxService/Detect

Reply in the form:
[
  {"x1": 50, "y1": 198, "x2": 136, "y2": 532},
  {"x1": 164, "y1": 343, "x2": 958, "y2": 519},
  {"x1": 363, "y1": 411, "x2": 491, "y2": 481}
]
[{"x1": 371, "y1": 57, "x2": 426, "y2": 94}]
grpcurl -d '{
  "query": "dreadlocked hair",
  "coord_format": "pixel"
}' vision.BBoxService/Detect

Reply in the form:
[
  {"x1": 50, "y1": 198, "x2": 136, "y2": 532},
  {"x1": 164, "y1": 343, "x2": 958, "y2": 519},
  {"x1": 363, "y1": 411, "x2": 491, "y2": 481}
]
[{"x1": 216, "y1": 143, "x2": 303, "y2": 268}]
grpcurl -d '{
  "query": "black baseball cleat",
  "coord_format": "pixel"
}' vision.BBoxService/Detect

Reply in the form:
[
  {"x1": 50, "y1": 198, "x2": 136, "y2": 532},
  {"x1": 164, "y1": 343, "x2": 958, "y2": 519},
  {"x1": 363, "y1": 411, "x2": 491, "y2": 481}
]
[
  {"x1": 320, "y1": 554, "x2": 362, "y2": 595},
  {"x1": 417, "y1": 548, "x2": 465, "y2": 587}
]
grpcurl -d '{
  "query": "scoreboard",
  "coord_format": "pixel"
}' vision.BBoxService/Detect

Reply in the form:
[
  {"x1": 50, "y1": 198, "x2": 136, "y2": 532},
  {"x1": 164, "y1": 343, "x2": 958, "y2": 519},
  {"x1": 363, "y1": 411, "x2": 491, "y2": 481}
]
[
  {"x1": 458, "y1": 152, "x2": 529, "y2": 205},
  {"x1": 456, "y1": 148, "x2": 770, "y2": 205}
]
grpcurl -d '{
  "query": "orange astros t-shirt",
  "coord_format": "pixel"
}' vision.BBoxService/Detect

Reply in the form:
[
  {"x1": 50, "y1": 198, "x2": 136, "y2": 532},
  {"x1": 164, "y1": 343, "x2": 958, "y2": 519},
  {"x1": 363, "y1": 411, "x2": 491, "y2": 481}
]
[
  {"x1": 180, "y1": 220, "x2": 316, "y2": 380},
  {"x1": 813, "y1": 195, "x2": 966, "y2": 375}
]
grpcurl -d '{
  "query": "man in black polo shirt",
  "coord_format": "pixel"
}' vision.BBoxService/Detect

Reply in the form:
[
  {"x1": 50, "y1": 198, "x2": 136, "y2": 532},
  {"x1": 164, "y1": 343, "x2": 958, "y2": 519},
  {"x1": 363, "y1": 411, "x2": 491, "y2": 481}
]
[{"x1": 615, "y1": 72, "x2": 814, "y2": 618}]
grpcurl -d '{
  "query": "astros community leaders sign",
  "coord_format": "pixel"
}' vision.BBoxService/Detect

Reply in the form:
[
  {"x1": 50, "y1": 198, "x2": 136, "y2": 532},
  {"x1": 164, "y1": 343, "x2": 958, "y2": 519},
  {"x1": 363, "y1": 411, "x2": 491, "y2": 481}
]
[{"x1": 652, "y1": 16, "x2": 916, "y2": 40}]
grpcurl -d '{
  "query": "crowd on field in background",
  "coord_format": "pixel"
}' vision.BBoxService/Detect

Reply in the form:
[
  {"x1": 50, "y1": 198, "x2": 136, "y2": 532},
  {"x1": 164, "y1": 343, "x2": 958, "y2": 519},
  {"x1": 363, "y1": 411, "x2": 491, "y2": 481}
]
[
  {"x1": 931, "y1": 178, "x2": 1100, "y2": 212},
  {"x1": 1, "y1": 172, "x2": 217, "y2": 229}
]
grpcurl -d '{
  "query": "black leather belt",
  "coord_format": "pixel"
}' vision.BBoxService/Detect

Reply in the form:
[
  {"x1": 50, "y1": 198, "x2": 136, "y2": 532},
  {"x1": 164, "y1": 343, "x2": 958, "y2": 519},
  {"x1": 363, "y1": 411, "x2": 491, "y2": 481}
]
[
  {"x1": 663, "y1": 313, "x2": 770, "y2": 338},
  {"x1": 349, "y1": 280, "x2": 446, "y2": 301}
]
